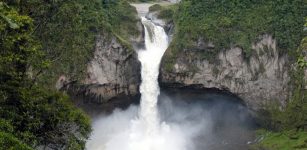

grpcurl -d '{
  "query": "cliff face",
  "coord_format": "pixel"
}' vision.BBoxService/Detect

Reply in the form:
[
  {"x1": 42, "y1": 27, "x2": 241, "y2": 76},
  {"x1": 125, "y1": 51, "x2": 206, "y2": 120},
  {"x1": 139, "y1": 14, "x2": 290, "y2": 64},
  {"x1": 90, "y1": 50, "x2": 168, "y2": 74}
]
[
  {"x1": 84, "y1": 34, "x2": 141, "y2": 102},
  {"x1": 160, "y1": 34, "x2": 290, "y2": 110},
  {"x1": 59, "y1": 3, "x2": 298, "y2": 110},
  {"x1": 53, "y1": 3, "x2": 144, "y2": 105},
  {"x1": 58, "y1": 33, "x2": 141, "y2": 104},
  {"x1": 148, "y1": 0, "x2": 306, "y2": 110},
  {"x1": 145, "y1": 6, "x2": 292, "y2": 110}
]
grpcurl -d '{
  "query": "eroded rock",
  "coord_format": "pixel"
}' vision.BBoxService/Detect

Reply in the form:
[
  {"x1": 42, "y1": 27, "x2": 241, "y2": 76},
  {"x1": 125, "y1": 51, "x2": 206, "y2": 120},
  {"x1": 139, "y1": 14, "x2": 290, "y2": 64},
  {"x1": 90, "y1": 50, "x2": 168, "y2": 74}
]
[{"x1": 161, "y1": 35, "x2": 290, "y2": 110}]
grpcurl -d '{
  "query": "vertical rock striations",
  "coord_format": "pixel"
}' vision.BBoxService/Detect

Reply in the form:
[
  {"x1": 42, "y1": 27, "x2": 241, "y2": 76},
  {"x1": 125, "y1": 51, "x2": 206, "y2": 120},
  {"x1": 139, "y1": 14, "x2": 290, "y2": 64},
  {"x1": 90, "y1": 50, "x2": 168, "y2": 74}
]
[
  {"x1": 84, "y1": 34, "x2": 141, "y2": 103},
  {"x1": 160, "y1": 35, "x2": 290, "y2": 110},
  {"x1": 60, "y1": 33, "x2": 142, "y2": 104}
]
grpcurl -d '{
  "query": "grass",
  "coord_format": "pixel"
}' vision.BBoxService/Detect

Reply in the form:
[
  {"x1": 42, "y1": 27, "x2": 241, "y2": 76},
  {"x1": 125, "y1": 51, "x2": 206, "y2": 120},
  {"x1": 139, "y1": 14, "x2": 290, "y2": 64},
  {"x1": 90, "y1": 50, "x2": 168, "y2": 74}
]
[{"x1": 251, "y1": 130, "x2": 307, "y2": 150}]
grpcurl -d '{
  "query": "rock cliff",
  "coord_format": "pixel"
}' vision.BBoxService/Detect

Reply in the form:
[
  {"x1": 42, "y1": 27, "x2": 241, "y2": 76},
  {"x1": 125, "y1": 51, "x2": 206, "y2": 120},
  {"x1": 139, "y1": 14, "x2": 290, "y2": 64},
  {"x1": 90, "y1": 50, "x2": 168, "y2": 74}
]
[
  {"x1": 85, "y1": 34, "x2": 140, "y2": 102},
  {"x1": 59, "y1": 33, "x2": 141, "y2": 104},
  {"x1": 145, "y1": 7, "x2": 291, "y2": 110},
  {"x1": 54, "y1": 3, "x2": 146, "y2": 105},
  {"x1": 160, "y1": 34, "x2": 290, "y2": 110},
  {"x1": 61, "y1": 3, "x2": 297, "y2": 110}
]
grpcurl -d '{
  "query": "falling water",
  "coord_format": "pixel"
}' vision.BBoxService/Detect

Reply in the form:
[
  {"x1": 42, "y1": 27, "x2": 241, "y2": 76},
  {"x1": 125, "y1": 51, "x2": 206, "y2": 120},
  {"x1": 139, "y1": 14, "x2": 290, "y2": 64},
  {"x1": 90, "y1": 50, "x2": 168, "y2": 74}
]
[
  {"x1": 138, "y1": 17, "x2": 169, "y2": 135},
  {"x1": 85, "y1": 16, "x2": 254, "y2": 150},
  {"x1": 86, "y1": 17, "x2": 187, "y2": 150},
  {"x1": 125, "y1": 17, "x2": 174, "y2": 150}
]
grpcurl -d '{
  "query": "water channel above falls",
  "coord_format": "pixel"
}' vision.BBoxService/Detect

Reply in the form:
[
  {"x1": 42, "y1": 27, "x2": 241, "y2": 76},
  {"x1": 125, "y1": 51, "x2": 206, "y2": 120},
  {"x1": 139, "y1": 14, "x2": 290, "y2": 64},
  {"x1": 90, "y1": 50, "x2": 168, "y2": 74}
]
[{"x1": 84, "y1": 3, "x2": 256, "y2": 150}]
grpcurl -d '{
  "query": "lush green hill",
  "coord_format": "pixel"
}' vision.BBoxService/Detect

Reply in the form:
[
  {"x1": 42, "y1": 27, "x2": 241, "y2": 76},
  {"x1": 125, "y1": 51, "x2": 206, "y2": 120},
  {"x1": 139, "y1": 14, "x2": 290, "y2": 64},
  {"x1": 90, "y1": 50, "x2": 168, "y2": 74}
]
[
  {"x1": 1, "y1": 0, "x2": 140, "y2": 149},
  {"x1": 153, "y1": 1, "x2": 307, "y2": 149},
  {"x1": 1, "y1": 0, "x2": 306, "y2": 149},
  {"x1": 5, "y1": 0, "x2": 141, "y2": 86},
  {"x1": 160, "y1": 0, "x2": 306, "y2": 67}
]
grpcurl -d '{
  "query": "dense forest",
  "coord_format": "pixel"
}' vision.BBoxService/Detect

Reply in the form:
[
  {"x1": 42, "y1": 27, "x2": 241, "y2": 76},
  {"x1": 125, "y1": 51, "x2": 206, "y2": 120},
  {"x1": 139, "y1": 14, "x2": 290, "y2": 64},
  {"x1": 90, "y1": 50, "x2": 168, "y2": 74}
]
[
  {"x1": 0, "y1": 0, "x2": 307, "y2": 149},
  {"x1": 0, "y1": 0, "x2": 139, "y2": 149}
]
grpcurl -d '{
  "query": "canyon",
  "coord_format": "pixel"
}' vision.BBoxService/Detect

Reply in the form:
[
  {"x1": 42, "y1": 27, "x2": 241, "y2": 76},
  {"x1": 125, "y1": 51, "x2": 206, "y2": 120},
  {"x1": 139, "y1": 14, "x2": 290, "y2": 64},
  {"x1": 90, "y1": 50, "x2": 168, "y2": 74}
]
[{"x1": 59, "y1": 2, "x2": 296, "y2": 112}]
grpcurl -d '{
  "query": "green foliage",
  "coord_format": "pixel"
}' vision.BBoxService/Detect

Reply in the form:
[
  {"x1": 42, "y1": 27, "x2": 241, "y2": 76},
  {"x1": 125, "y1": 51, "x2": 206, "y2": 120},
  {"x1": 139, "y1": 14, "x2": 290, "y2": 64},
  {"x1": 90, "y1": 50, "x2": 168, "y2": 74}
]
[
  {"x1": 251, "y1": 130, "x2": 307, "y2": 150},
  {"x1": 298, "y1": 56, "x2": 307, "y2": 68},
  {"x1": 0, "y1": 119, "x2": 14, "y2": 133},
  {"x1": 0, "y1": 2, "x2": 91, "y2": 149},
  {"x1": 158, "y1": 8, "x2": 174, "y2": 22},
  {"x1": 0, "y1": 88, "x2": 91, "y2": 148},
  {"x1": 103, "y1": 0, "x2": 141, "y2": 54},
  {"x1": 253, "y1": 18, "x2": 307, "y2": 149},
  {"x1": 1, "y1": 0, "x2": 141, "y2": 147},
  {"x1": 165, "y1": 0, "x2": 306, "y2": 69},
  {"x1": 149, "y1": 4, "x2": 177, "y2": 22},
  {"x1": 0, "y1": 132, "x2": 33, "y2": 150},
  {"x1": 106, "y1": 0, "x2": 141, "y2": 40},
  {"x1": 266, "y1": 17, "x2": 307, "y2": 131},
  {"x1": 149, "y1": 4, "x2": 163, "y2": 12},
  {"x1": 0, "y1": 1, "x2": 44, "y2": 88},
  {"x1": 3, "y1": 0, "x2": 140, "y2": 87},
  {"x1": 0, "y1": 119, "x2": 33, "y2": 150}
]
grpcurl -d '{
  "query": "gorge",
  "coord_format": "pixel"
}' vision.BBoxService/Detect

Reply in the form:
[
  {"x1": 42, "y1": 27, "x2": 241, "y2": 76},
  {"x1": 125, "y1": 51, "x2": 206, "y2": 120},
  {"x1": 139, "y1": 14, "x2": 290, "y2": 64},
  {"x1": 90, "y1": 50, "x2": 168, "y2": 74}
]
[
  {"x1": 0, "y1": 0, "x2": 306, "y2": 150},
  {"x1": 86, "y1": 3, "x2": 256, "y2": 150},
  {"x1": 86, "y1": 6, "x2": 187, "y2": 150},
  {"x1": 62, "y1": 1, "x2": 300, "y2": 112}
]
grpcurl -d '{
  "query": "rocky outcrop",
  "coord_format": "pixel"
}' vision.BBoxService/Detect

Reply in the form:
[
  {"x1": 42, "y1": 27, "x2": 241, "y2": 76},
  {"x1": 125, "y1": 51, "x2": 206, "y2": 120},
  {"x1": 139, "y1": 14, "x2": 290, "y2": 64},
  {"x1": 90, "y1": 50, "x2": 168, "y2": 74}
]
[
  {"x1": 160, "y1": 35, "x2": 290, "y2": 110},
  {"x1": 143, "y1": 7, "x2": 291, "y2": 110},
  {"x1": 146, "y1": 11, "x2": 174, "y2": 39},
  {"x1": 86, "y1": 34, "x2": 140, "y2": 100},
  {"x1": 62, "y1": 34, "x2": 141, "y2": 104},
  {"x1": 56, "y1": 4, "x2": 145, "y2": 105},
  {"x1": 146, "y1": 11, "x2": 166, "y2": 27}
]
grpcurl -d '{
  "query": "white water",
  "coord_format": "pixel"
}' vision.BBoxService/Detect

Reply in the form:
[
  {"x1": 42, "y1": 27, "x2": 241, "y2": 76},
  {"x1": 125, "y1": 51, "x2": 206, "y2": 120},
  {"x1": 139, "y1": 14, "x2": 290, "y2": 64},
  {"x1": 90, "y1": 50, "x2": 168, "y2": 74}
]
[
  {"x1": 86, "y1": 8, "x2": 254, "y2": 150},
  {"x1": 138, "y1": 17, "x2": 168, "y2": 135},
  {"x1": 86, "y1": 17, "x2": 190, "y2": 150},
  {"x1": 126, "y1": 17, "x2": 178, "y2": 150},
  {"x1": 84, "y1": 11, "x2": 258, "y2": 150}
]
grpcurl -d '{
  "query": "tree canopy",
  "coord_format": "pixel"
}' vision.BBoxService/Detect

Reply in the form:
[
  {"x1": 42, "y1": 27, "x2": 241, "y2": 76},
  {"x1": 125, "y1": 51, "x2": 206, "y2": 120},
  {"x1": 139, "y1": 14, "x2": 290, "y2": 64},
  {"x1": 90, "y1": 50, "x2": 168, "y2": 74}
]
[{"x1": 1, "y1": 2, "x2": 91, "y2": 149}]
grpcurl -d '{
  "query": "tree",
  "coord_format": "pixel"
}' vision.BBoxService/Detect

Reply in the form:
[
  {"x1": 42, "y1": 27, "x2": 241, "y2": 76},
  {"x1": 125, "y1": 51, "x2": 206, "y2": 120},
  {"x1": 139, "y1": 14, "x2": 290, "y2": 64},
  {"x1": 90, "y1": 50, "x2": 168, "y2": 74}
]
[{"x1": 0, "y1": 2, "x2": 91, "y2": 149}]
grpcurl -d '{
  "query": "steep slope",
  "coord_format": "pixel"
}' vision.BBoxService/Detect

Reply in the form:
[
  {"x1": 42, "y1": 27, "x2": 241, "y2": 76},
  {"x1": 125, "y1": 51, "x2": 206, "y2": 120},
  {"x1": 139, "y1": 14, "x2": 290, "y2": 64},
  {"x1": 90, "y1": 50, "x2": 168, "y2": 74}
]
[
  {"x1": 152, "y1": 0, "x2": 306, "y2": 109},
  {"x1": 61, "y1": 33, "x2": 141, "y2": 104},
  {"x1": 52, "y1": 1, "x2": 144, "y2": 104},
  {"x1": 161, "y1": 35, "x2": 289, "y2": 109}
]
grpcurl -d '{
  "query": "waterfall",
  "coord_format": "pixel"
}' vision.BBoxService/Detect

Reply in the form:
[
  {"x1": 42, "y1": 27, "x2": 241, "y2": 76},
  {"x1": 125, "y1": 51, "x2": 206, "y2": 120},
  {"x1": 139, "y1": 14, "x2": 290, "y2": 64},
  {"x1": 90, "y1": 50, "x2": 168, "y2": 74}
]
[
  {"x1": 86, "y1": 16, "x2": 187, "y2": 150},
  {"x1": 125, "y1": 17, "x2": 170, "y2": 150},
  {"x1": 138, "y1": 17, "x2": 169, "y2": 135},
  {"x1": 86, "y1": 8, "x2": 254, "y2": 150}
]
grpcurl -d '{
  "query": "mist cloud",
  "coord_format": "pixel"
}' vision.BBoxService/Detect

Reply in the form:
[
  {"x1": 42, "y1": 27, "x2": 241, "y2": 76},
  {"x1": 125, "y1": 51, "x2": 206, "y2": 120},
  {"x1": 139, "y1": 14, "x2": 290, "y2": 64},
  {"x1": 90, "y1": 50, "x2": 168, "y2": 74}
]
[{"x1": 86, "y1": 90, "x2": 255, "y2": 150}]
